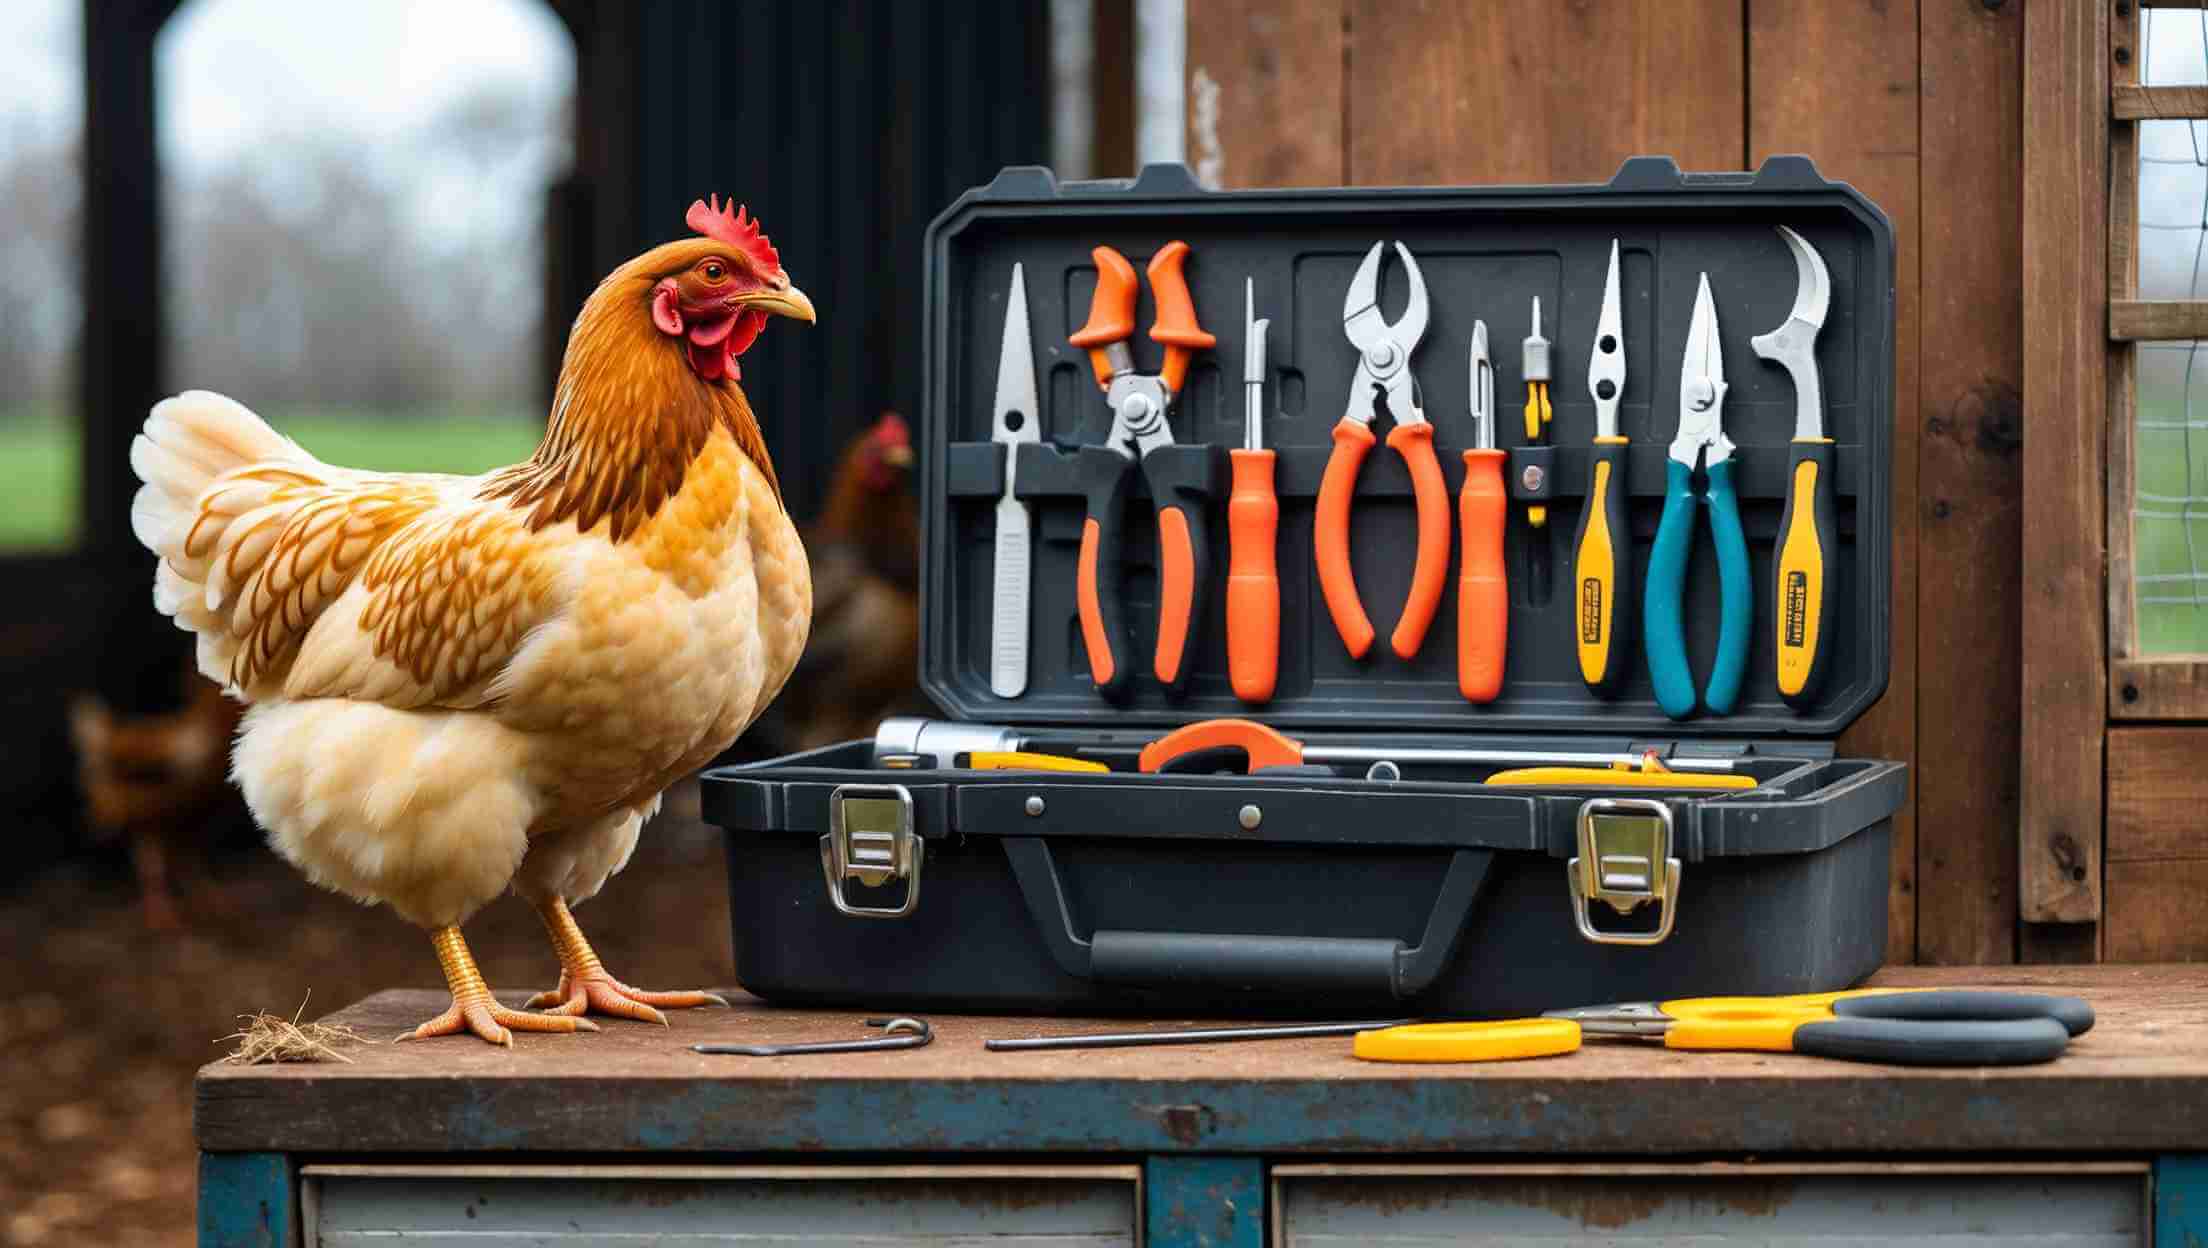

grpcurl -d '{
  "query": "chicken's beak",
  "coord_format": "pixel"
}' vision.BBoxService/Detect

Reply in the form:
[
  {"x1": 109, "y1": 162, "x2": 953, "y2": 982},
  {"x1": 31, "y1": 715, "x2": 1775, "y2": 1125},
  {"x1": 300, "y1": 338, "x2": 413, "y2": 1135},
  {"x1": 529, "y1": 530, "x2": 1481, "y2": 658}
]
[
  {"x1": 739, "y1": 281, "x2": 816, "y2": 324},
  {"x1": 883, "y1": 443, "x2": 914, "y2": 468}
]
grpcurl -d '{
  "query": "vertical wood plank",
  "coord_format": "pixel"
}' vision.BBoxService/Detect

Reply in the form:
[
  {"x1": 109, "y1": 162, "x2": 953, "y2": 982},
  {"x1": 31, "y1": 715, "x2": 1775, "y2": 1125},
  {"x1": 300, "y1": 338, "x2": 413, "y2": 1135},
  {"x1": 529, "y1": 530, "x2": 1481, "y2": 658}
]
[
  {"x1": 1185, "y1": 0, "x2": 1344, "y2": 188},
  {"x1": 1751, "y1": 0, "x2": 1925, "y2": 964},
  {"x1": 80, "y1": 0, "x2": 177, "y2": 556},
  {"x1": 1913, "y1": 0, "x2": 2026, "y2": 965},
  {"x1": 2019, "y1": 0, "x2": 2109, "y2": 928},
  {"x1": 2107, "y1": 0, "x2": 2140, "y2": 671},
  {"x1": 2106, "y1": 725, "x2": 2208, "y2": 961},
  {"x1": 1094, "y1": 0, "x2": 1137, "y2": 177},
  {"x1": 1345, "y1": 0, "x2": 1742, "y2": 185}
]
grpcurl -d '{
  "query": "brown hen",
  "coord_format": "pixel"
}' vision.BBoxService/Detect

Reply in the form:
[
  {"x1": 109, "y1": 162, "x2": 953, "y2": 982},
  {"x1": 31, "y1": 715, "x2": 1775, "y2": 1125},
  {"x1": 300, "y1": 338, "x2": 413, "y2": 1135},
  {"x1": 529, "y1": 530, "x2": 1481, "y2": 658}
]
[{"x1": 129, "y1": 198, "x2": 816, "y2": 1045}]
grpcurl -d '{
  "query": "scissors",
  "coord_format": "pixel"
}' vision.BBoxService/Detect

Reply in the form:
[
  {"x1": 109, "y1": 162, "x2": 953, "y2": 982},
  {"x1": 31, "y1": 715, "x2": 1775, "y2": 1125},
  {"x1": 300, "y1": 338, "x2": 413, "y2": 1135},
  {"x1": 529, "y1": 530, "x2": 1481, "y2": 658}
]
[{"x1": 1548, "y1": 989, "x2": 2095, "y2": 1067}]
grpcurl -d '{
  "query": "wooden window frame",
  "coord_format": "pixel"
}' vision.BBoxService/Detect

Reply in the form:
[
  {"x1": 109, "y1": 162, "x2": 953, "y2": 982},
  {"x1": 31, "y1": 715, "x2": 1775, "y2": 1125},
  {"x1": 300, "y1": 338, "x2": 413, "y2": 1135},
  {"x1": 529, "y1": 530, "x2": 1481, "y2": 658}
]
[
  {"x1": 2023, "y1": 0, "x2": 2208, "y2": 938},
  {"x1": 2107, "y1": 2, "x2": 2208, "y2": 718}
]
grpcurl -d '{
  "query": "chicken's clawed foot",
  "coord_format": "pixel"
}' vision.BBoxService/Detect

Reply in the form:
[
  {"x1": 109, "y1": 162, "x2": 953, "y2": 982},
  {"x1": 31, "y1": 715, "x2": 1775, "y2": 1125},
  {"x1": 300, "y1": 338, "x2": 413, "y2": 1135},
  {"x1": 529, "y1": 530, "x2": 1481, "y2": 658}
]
[
  {"x1": 396, "y1": 990, "x2": 599, "y2": 1047},
  {"x1": 528, "y1": 894, "x2": 728, "y2": 1026},
  {"x1": 396, "y1": 924, "x2": 599, "y2": 1047},
  {"x1": 525, "y1": 972, "x2": 729, "y2": 1026}
]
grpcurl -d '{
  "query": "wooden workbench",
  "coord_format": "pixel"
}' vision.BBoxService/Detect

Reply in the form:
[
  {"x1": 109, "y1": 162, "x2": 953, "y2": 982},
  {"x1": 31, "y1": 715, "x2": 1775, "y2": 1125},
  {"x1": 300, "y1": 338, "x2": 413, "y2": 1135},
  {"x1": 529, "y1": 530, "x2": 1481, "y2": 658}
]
[{"x1": 199, "y1": 964, "x2": 2208, "y2": 1246}]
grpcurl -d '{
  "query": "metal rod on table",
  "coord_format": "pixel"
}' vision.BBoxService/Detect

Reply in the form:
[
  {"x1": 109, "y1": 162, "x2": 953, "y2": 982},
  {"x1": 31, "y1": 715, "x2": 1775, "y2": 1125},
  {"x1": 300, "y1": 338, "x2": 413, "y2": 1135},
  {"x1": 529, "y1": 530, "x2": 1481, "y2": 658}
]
[{"x1": 985, "y1": 1019, "x2": 1413, "y2": 1052}]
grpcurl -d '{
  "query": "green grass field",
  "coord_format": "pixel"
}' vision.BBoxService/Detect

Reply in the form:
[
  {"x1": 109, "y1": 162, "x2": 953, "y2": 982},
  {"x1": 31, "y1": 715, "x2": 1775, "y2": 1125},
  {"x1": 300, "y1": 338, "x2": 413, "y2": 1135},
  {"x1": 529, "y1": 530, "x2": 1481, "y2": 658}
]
[
  {"x1": 2135, "y1": 401, "x2": 2208, "y2": 656},
  {"x1": 0, "y1": 405, "x2": 544, "y2": 552}
]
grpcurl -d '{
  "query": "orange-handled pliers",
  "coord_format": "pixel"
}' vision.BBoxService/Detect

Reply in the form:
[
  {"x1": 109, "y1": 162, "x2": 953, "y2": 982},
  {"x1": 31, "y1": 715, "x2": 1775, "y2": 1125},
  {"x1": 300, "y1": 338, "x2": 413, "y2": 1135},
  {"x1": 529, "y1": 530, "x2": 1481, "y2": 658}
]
[
  {"x1": 1319, "y1": 241, "x2": 1448, "y2": 661},
  {"x1": 1068, "y1": 242, "x2": 1219, "y2": 704}
]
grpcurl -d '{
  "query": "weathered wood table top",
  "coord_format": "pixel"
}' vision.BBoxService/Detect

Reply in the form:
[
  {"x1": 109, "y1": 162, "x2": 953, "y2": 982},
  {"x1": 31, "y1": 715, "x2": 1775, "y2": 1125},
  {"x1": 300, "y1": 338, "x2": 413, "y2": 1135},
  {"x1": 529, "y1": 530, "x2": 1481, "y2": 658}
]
[{"x1": 197, "y1": 964, "x2": 2208, "y2": 1157}]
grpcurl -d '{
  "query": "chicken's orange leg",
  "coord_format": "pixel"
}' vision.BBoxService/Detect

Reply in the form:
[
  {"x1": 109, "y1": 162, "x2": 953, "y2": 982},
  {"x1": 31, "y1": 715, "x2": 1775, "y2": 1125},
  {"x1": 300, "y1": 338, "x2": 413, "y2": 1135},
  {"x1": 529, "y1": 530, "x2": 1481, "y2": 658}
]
[
  {"x1": 397, "y1": 926, "x2": 600, "y2": 1046},
  {"x1": 525, "y1": 895, "x2": 729, "y2": 1025}
]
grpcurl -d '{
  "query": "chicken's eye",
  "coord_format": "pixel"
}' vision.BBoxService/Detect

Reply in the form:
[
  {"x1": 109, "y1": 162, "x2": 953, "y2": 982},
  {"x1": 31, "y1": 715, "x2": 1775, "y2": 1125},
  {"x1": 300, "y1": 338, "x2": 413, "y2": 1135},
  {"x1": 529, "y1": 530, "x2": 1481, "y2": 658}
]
[{"x1": 701, "y1": 260, "x2": 728, "y2": 283}]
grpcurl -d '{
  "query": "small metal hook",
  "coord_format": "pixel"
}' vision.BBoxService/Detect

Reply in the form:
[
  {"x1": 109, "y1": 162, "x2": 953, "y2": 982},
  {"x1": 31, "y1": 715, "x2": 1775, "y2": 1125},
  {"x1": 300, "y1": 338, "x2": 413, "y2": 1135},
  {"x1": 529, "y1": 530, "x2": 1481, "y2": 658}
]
[{"x1": 692, "y1": 1017, "x2": 933, "y2": 1057}]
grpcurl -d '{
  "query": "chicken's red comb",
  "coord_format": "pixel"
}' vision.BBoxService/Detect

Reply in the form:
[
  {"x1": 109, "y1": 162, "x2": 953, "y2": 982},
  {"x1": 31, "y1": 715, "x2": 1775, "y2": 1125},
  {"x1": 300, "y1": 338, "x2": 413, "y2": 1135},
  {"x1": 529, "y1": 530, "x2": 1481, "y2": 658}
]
[
  {"x1": 686, "y1": 195, "x2": 781, "y2": 277},
  {"x1": 868, "y1": 411, "x2": 910, "y2": 447}
]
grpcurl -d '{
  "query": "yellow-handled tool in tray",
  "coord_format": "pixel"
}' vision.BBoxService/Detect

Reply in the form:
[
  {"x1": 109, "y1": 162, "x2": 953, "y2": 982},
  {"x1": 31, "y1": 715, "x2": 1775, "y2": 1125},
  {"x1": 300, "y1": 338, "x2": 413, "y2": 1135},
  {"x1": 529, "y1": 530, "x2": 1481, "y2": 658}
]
[
  {"x1": 1753, "y1": 226, "x2": 1837, "y2": 709},
  {"x1": 1572, "y1": 240, "x2": 1631, "y2": 696}
]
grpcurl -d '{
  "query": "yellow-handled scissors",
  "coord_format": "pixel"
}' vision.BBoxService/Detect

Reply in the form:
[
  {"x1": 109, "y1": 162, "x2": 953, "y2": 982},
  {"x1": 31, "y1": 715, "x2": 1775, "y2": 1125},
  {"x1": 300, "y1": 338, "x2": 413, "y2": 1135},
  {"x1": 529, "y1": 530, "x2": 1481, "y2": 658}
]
[{"x1": 1547, "y1": 988, "x2": 2094, "y2": 1066}]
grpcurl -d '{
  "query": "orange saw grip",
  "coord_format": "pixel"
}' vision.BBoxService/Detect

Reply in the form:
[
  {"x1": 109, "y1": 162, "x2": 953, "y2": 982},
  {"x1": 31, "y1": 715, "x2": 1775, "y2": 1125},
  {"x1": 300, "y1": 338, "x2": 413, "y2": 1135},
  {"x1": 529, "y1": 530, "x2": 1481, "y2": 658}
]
[
  {"x1": 1386, "y1": 422, "x2": 1450, "y2": 660},
  {"x1": 1226, "y1": 448, "x2": 1280, "y2": 703},
  {"x1": 1144, "y1": 240, "x2": 1215, "y2": 394},
  {"x1": 1138, "y1": 717, "x2": 1304, "y2": 774},
  {"x1": 1069, "y1": 245, "x2": 1138, "y2": 389},
  {"x1": 1457, "y1": 448, "x2": 1510, "y2": 703},
  {"x1": 1316, "y1": 419, "x2": 1378, "y2": 659}
]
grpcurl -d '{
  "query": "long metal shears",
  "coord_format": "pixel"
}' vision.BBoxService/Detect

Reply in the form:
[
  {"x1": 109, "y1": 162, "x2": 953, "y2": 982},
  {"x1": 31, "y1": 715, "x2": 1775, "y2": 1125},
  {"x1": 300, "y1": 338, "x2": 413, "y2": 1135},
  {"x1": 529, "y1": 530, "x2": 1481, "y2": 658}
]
[
  {"x1": 1753, "y1": 225, "x2": 1837, "y2": 709},
  {"x1": 1067, "y1": 242, "x2": 1218, "y2": 703},
  {"x1": 1316, "y1": 241, "x2": 1450, "y2": 662},
  {"x1": 1644, "y1": 273, "x2": 1751, "y2": 720},
  {"x1": 1549, "y1": 989, "x2": 2095, "y2": 1067}
]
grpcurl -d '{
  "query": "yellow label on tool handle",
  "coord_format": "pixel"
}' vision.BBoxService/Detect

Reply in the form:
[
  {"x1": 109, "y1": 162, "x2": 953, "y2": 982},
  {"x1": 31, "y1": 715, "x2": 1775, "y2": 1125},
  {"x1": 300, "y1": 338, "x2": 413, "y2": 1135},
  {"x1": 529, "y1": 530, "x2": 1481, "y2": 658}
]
[
  {"x1": 1574, "y1": 445, "x2": 1627, "y2": 685},
  {"x1": 1775, "y1": 453, "x2": 1828, "y2": 696}
]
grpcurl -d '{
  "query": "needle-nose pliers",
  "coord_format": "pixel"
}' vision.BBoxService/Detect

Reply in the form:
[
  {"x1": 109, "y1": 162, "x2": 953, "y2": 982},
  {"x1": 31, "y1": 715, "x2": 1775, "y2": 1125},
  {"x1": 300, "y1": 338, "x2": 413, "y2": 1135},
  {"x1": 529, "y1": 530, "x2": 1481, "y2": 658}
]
[{"x1": 1644, "y1": 273, "x2": 1751, "y2": 720}]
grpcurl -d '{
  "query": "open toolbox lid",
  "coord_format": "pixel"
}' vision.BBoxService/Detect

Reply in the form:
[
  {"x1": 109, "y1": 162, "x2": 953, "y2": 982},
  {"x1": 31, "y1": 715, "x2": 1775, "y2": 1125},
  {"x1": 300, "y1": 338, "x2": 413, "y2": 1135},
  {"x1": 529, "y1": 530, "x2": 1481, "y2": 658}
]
[{"x1": 918, "y1": 155, "x2": 1894, "y2": 739}]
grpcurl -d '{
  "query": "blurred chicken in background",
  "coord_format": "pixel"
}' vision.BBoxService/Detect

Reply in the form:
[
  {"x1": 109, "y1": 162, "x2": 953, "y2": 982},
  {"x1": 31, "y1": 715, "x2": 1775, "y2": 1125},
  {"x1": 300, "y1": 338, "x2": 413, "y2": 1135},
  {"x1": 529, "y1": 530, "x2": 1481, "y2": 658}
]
[
  {"x1": 744, "y1": 412, "x2": 926, "y2": 756},
  {"x1": 67, "y1": 663, "x2": 245, "y2": 930}
]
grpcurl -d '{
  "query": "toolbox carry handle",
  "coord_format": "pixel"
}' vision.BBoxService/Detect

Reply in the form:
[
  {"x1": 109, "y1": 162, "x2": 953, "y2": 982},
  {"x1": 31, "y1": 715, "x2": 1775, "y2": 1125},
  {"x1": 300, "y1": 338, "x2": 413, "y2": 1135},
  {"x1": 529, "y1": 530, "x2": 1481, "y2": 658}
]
[{"x1": 1002, "y1": 838, "x2": 1493, "y2": 999}]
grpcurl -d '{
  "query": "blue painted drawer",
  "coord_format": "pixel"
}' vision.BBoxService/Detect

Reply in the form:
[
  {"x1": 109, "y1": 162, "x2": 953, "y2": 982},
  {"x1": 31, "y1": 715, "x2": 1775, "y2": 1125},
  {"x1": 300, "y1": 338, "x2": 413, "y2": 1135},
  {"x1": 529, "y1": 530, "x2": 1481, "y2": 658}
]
[
  {"x1": 300, "y1": 1163, "x2": 1141, "y2": 1247},
  {"x1": 1272, "y1": 1162, "x2": 2150, "y2": 1245}
]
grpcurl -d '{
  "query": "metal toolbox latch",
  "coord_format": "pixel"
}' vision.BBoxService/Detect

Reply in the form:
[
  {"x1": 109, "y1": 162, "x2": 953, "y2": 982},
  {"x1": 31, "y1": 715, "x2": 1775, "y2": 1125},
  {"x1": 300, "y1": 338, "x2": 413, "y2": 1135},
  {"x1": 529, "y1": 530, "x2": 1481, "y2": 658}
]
[
  {"x1": 1567, "y1": 798, "x2": 1681, "y2": 946},
  {"x1": 820, "y1": 784, "x2": 923, "y2": 919}
]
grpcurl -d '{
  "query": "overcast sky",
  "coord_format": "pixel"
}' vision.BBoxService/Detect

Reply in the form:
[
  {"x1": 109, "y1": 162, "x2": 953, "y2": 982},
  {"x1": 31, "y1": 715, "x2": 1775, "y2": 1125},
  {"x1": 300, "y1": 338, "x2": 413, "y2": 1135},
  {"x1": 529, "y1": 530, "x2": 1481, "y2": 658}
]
[{"x1": 0, "y1": 0, "x2": 570, "y2": 170}]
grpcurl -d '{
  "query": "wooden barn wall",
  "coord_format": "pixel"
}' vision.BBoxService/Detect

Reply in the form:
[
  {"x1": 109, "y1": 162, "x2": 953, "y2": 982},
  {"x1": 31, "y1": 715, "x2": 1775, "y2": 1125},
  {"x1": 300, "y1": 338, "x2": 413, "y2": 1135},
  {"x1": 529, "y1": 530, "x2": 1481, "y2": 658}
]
[{"x1": 1189, "y1": 0, "x2": 2031, "y2": 964}]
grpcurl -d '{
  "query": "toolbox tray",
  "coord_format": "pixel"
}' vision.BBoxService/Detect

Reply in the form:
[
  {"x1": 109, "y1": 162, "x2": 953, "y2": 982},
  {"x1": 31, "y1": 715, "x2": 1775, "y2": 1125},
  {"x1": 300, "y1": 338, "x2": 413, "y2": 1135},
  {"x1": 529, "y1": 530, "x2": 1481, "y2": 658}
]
[{"x1": 705, "y1": 156, "x2": 1903, "y2": 1017}]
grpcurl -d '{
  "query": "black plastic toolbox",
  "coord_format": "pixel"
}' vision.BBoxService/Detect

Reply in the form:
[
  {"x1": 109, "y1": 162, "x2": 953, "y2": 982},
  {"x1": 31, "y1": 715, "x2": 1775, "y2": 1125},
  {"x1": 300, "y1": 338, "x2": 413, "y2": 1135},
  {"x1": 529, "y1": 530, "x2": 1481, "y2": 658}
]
[{"x1": 702, "y1": 155, "x2": 1905, "y2": 1018}]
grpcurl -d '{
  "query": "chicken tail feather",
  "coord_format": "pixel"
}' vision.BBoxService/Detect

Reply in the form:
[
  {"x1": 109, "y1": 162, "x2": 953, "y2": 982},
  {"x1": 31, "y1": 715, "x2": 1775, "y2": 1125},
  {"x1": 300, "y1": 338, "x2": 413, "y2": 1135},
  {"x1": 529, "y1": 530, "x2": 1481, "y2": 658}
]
[
  {"x1": 131, "y1": 391, "x2": 327, "y2": 693},
  {"x1": 131, "y1": 392, "x2": 307, "y2": 553}
]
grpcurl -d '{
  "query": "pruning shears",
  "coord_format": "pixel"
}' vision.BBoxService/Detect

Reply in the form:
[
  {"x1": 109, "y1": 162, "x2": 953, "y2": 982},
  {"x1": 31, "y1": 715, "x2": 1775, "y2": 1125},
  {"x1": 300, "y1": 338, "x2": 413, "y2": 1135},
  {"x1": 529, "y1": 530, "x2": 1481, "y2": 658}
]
[{"x1": 1067, "y1": 242, "x2": 1219, "y2": 704}]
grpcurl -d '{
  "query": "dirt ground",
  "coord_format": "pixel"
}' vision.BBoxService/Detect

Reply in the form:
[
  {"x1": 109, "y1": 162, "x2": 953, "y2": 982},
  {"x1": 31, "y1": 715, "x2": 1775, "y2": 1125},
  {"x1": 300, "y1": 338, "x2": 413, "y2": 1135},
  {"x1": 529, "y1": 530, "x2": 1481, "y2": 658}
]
[{"x1": 0, "y1": 781, "x2": 733, "y2": 1246}]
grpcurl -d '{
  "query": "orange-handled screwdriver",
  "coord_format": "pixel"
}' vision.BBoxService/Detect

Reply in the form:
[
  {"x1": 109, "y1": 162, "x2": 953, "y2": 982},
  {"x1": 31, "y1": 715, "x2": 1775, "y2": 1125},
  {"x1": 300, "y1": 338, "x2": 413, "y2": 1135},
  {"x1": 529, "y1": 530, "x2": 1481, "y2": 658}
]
[
  {"x1": 1459, "y1": 321, "x2": 1508, "y2": 702},
  {"x1": 1227, "y1": 279, "x2": 1278, "y2": 703}
]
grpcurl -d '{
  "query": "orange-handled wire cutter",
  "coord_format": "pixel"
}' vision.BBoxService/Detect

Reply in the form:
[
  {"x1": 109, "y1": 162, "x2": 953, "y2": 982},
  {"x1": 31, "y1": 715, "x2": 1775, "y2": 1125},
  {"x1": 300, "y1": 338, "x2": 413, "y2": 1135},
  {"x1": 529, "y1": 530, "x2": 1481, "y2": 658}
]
[
  {"x1": 1068, "y1": 242, "x2": 1219, "y2": 703},
  {"x1": 1318, "y1": 241, "x2": 1449, "y2": 661}
]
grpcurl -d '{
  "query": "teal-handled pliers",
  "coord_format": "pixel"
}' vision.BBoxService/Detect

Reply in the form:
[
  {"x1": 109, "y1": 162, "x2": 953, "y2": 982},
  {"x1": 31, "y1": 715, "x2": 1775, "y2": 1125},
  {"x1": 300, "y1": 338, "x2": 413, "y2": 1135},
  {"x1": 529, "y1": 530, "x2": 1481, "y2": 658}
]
[{"x1": 1645, "y1": 273, "x2": 1750, "y2": 719}]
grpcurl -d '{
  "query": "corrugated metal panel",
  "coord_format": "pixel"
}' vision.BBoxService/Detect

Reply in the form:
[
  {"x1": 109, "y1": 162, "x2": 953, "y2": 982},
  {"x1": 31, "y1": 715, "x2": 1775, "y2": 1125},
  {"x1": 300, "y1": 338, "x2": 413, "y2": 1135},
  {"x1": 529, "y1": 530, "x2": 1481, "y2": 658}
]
[
  {"x1": 1277, "y1": 1168, "x2": 2146, "y2": 1246},
  {"x1": 572, "y1": 0, "x2": 1050, "y2": 522}
]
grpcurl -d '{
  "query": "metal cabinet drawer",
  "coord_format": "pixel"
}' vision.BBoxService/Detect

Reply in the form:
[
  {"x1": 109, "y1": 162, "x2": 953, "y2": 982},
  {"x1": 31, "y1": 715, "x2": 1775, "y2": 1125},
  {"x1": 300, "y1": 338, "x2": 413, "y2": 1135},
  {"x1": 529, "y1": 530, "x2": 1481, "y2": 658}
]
[
  {"x1": 302, "y1": 1163, "x2": 1141, "y2": 1247},
  {"x1": 1274, "y1": 1162, "x2": 2149, "y2": 1246}
]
